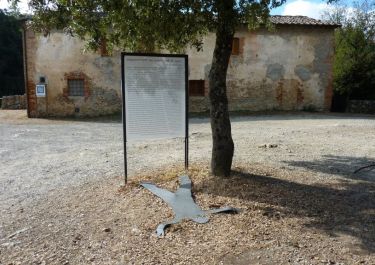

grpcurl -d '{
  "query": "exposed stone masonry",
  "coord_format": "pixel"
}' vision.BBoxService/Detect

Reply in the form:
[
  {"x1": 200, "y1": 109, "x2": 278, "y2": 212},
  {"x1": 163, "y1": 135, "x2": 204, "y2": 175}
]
[{"x1": 1, "y1": 95, "x2": 27, "y2": 109}]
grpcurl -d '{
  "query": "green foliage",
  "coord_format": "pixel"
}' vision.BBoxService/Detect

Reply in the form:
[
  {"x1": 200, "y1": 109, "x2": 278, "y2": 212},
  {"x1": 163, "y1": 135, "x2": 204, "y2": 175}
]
[
  {"x1": 25, "y1": 0, "x2": 286, "y2": 53},
  {"x1": 334, "y1": 26, "x2": 375, "y2": 99},
  {"x1": 0, "y1": 9, "x2": 25, "y2": 98},
  {"x1": 325, "y1": 0, "x2": 375, "y2": 100}
]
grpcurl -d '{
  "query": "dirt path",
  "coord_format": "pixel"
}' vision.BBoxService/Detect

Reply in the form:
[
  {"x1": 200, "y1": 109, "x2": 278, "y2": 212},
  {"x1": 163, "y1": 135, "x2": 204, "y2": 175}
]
[{"x1": 1, "y1": 110, "x2": 374, "y2": 264}]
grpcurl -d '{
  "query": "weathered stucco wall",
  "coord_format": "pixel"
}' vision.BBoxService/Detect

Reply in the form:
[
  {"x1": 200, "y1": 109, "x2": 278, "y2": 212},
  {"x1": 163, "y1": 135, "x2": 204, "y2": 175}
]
[
  {"x1": 25, "y1": 24, "x2": 334, "y2": 117},
  {"x1": 26, "y1": 30, "x2": 121, "y2": 117},
  {"x1": 187, "y1": 25, "x2": 335, "y2": 112}
]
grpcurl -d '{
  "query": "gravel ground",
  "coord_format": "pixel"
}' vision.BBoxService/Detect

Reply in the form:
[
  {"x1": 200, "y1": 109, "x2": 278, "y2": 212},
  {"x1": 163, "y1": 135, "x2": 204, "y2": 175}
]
[{"x1": 0, "y1": 110, "x2": 374, "y2": 264}]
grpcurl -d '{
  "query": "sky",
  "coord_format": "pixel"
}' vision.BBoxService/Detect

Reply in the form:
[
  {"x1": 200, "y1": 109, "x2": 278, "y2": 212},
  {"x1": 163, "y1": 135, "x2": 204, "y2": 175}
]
[
  {"x1": 271, "y1": 0, "x2": 334, "y2": 19},
  {"x1": 0, "y1": 0, "x2": 351, "y2": 20},
  {"x1": 0, "y1": 0, "x2": 30, "y2": 13}
]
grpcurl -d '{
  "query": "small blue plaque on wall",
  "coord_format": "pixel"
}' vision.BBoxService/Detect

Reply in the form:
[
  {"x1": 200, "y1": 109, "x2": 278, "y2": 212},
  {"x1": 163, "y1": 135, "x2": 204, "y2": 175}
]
[{"x1": 36, "y1": 84, "x2": 46, "y2": 97}]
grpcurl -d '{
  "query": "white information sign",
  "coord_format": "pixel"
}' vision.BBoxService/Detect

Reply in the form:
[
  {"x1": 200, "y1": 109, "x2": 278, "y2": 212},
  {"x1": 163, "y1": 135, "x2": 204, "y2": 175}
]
[
  {"x1": 36, "y1": 84, "x2": 46, "y2": 97},
  {"x1": 123, "y1": 54, "x2": 187, "y2": 141}
]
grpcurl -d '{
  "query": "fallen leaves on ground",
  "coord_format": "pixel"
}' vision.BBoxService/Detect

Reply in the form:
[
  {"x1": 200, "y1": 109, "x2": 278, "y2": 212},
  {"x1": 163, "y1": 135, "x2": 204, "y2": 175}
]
[{"x1": 1, "y1": 163, "x2": 374, "y2": 264}]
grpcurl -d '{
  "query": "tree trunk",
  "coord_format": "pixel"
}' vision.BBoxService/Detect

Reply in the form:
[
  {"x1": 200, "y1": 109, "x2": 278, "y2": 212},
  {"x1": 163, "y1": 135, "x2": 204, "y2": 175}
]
[{"x1": 208, "y1": 1, "x2": 235, "y2": 177}]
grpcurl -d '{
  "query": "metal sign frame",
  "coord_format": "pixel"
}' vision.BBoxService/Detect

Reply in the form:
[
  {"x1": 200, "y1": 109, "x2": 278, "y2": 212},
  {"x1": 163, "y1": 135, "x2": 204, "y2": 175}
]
[{"x1": 121, "y1": 52, "x2": 189, "y2": 184}]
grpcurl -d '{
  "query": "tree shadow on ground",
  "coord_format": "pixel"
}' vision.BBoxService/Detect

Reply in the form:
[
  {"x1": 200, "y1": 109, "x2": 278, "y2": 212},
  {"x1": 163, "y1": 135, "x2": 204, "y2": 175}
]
[
  {"x1": 189, "y1": 112, "x2": 375, "y2": 124},
  {"x1": 194, "y1": 169, "x2": 375, "y2": 252},
  {"x1": 285, "y1": 155, "x2": 375, "y2": 182}
]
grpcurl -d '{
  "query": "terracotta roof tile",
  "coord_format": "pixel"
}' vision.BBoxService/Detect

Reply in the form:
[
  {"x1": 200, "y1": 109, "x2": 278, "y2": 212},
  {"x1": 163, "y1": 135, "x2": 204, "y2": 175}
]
[{"x1": 270, "y1": 15, "x2": 340, "y2": 27}]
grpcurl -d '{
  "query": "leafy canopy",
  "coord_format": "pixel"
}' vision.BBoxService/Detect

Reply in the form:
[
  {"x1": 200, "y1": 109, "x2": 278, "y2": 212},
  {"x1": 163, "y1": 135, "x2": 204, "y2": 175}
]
[
  {"x1": 0, "y1": 9, "x2": 24, "y2": 97},
  {"x1": 323, "y1": 0, "x2": 375, "y2": 99},
  {"x1": 25, "y1": 0, "x2": 285, "y2": 52}
]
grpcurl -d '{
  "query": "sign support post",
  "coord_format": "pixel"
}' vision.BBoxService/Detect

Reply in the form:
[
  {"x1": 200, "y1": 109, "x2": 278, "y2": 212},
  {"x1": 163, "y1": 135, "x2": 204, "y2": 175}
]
[
  {"x1": 120, "y1": 54, "x2": 128, "y2": 184},
  {"x1": 184, "y1": 56, "x2": 189, "y2": 172}
]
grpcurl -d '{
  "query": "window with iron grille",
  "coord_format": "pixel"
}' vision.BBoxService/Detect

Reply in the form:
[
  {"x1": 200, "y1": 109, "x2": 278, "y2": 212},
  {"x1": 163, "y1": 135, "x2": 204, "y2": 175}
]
[
  {"x1": 68, "y1": 79, "x2": 85, "y2": 96},
  {"x1": 189, "y1": 80, "x2": 205, "y2": 97}
]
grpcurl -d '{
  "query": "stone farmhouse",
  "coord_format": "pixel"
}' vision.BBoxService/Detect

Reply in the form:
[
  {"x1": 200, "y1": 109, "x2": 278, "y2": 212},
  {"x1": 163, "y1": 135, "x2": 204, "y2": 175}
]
[{"x1": 22, "y1": 15, "x2": 339, "y2": 118}]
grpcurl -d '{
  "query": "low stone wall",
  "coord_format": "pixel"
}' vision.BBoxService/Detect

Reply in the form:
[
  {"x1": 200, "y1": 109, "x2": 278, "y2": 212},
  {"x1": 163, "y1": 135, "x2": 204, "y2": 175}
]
[
  {"x1": 347, "y1": 100, "x2": 375, "y2": 114},
  {"x1": 1, "y1": 95, "x2": 27, "y2": 110},
  {"x1": 189, "y1": 97, "x2": 210, "y2": 113}
]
